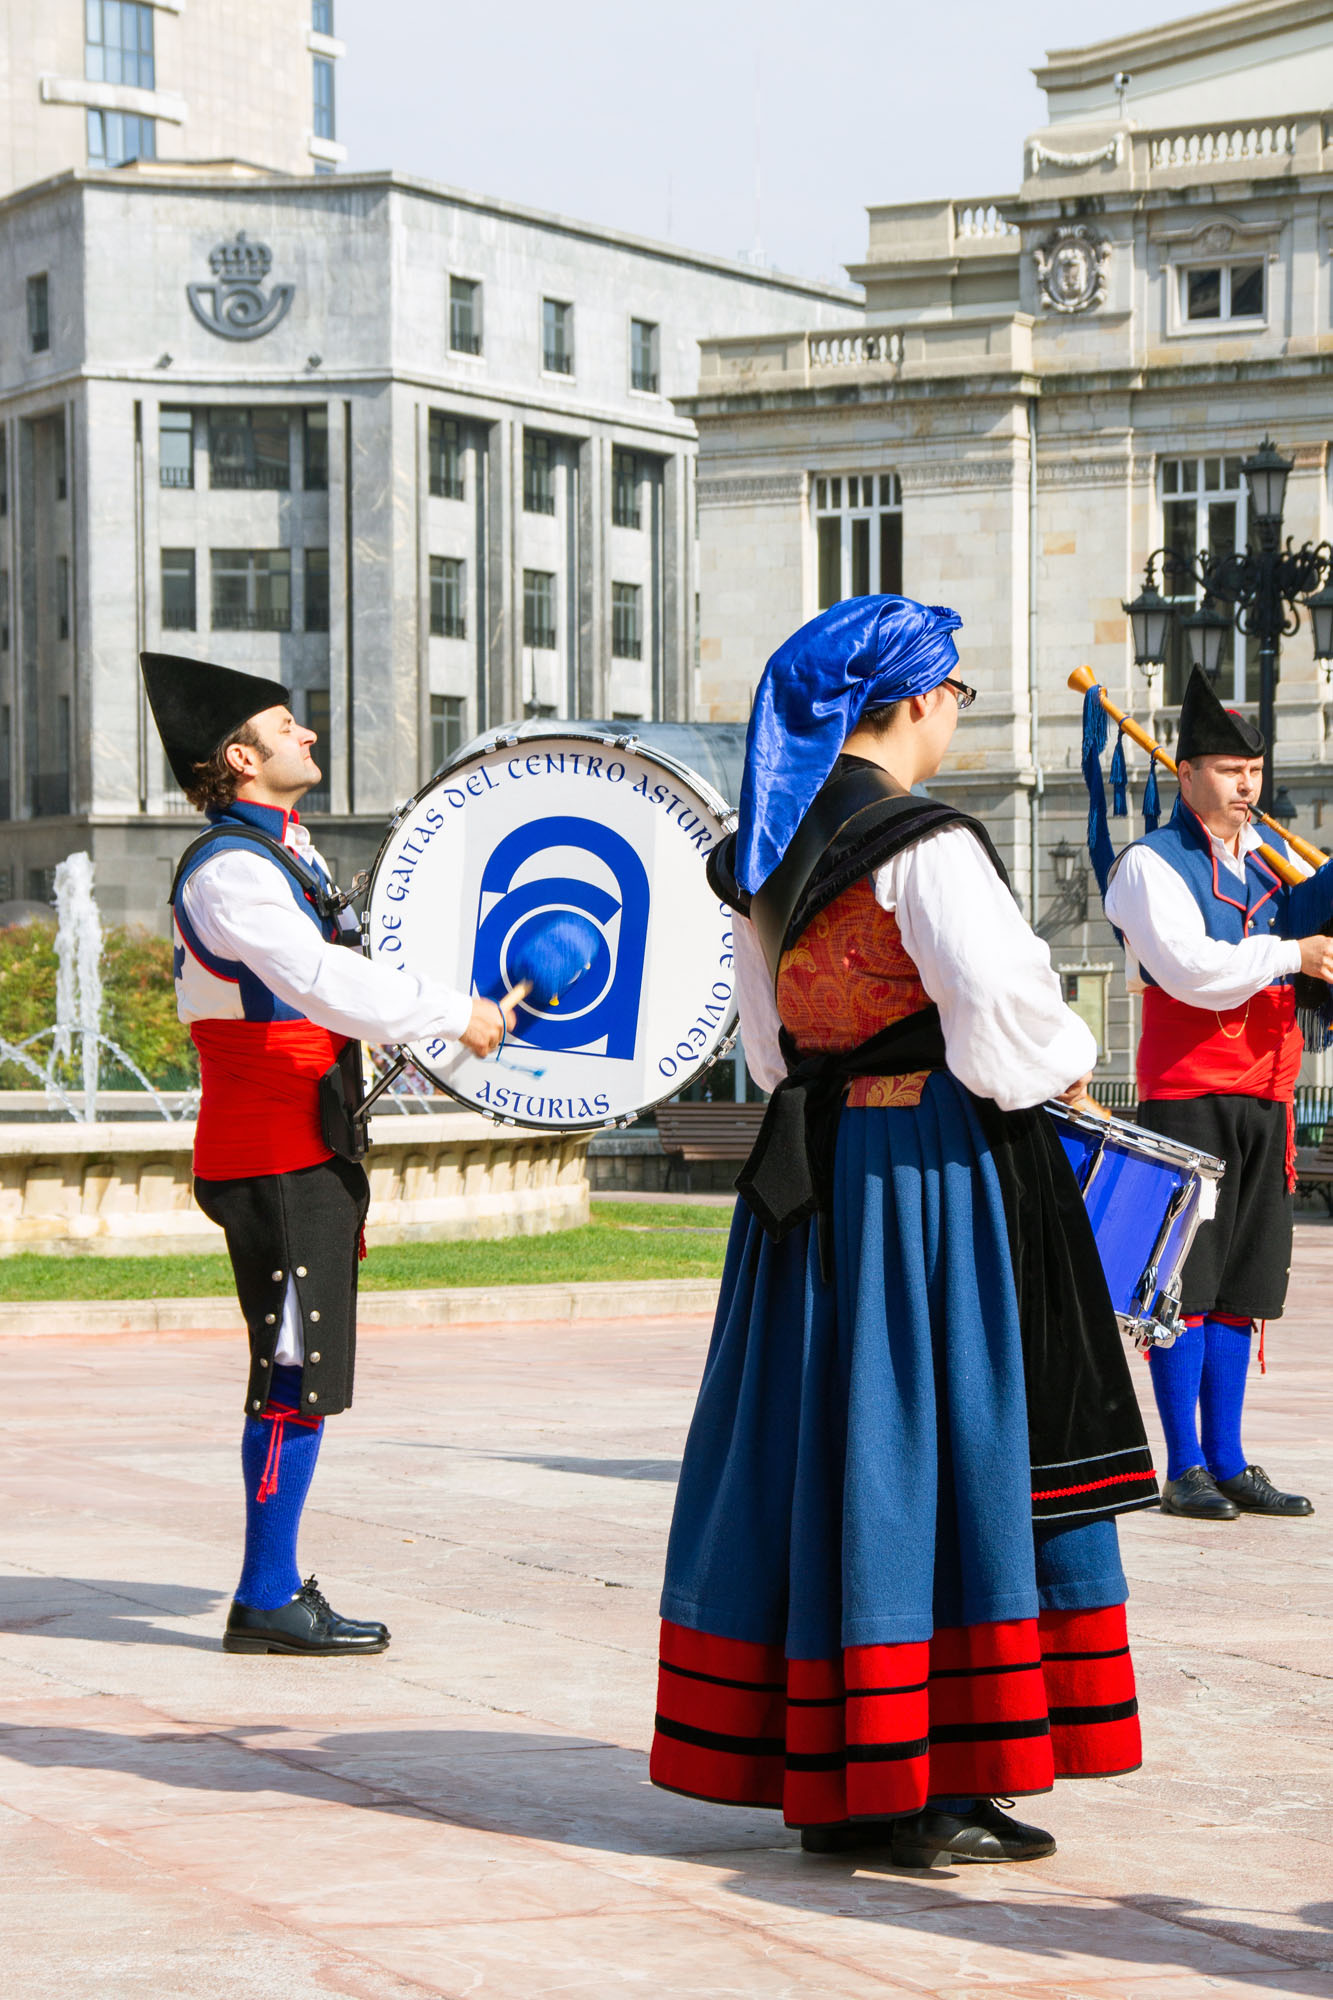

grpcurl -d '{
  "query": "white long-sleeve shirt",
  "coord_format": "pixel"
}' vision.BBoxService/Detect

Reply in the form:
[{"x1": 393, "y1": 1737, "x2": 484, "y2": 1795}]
[
  {"x1": 179, "y1": 820, "x2": 473, "y2": 1044},
  {"x1": 1104, "y1": 822, "x2": 1302, "y2": 1009},
  {"x1": 735, "y1": 823, "x2": 1095, "y2": 1110}
]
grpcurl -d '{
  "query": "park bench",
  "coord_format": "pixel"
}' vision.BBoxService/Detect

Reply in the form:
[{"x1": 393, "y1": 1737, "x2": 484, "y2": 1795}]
[
  {"x1": 1294, "y1": 1127, "x2": 1333, "y2": 1217},
  {"x1": 654, "y1": 1102, "x2": 767, "y2": 1192}
]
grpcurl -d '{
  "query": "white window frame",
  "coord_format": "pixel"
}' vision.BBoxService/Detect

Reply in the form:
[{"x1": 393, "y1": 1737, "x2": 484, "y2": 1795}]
[
  {"x1": 810, "y1": 472, "x2": 903, "y2": 610},
  {"x1": 1170, "y1": 257, "x2": 1269, "y2": 336}
]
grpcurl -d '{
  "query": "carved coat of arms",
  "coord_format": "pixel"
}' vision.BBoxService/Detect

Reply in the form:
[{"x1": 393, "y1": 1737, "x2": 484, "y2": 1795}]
[
  {"x1": 1034, "y1": 226, "x2": 1110, "y2": 314},
  {"x1": 187, "y1": 232, "x2": 295, "y2": 341}
]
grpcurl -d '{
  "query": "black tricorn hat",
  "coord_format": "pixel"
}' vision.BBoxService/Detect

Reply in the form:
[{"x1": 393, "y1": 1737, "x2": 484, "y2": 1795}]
[
  {"x1": 140, "y1": 652, "x2": 292, "y2": 793},
  {"x1": 1176, "y1": 665, "x2": 1265, "y2": 762}
]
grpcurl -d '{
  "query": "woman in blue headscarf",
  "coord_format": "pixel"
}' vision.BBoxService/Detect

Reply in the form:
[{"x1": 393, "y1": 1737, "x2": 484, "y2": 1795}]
[{"x1": 649, "y1": 596, "x2": 1156, "y2": 1865}]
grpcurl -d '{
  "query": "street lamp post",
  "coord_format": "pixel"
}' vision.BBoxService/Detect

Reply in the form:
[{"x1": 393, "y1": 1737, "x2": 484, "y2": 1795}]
[{"x1": 1122, "y1": 438, "x2": 1333, "y2": 812}]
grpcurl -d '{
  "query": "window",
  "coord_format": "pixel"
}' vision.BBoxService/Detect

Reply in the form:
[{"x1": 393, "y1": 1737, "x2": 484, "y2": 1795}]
[
  {"x1": 303, "y1": 686, "x2": 330, "y2": 811},
  {"x1": 209, "y1": 408, "x2": 291, "y2": 488},
  {"x1": 211, "y1": 549, "x2": 292, "y2": 631},
  {"x1": 27, "y1": 275, "x2": 49, "y2": 354},
  {"x1": 543, "y1": 298, "x2": 573, "y2": 375},
  {"x1": 431, "y1": 694, "x2": 464, "y2": 770},
  {"x1": 1181, "y1": 262, "x2": 1266, "y2": 323},
  {"x1": 159, "y1": 408, "x2": 193, "y2": 488},
  {"x1": 1160, "y1": 455, "x2": 1257, "y2": 705},
  {"x1": 304, "y1": 548, "x2": 330, "y2": 632},
  {"x1": 428, "y1": 413, "x2": 464, "y2": 499},
  {"x1": 612, "y1": 450, "x2": 641, "y2": 529},
  {"x1": 0, "y1": 571, "x2": 9, "y2": 651},
  {"x1": 161, "y1": 548, "x2": 196, "y2": 630},
  {"x1": 312, "y1": 0, "x2": 334, "y2": 31},
  {"x1": 303, "y1": 408, "x2": 328, "y2": 490},
  {"x1": 56, "y1": 556, "x2": 70, "y2": 641},
  {"x1": 53, "y1": 414, "x2": 67, "y2": 501},
  {"x1": 0, "y1": 433, "x2": 7, "y2": 515},
  {"x1": 87, "y1": 108, "x2": 156, "y2": 166},
  {"x1": 430, "y1": 556, "x2": 466, "y2": 638},
  {"x1": 813, "y1": 472, "x2": 903, "y2": 610},
  {"x1": 630, "y1": 319, "x2": 659, "y2": 393},
  {"x1": 523, "y1": 570, "x2": 557, "y2": 649},
  {"x1": 0, "y1": 708, "x2": 9, "y2": 822},
  {"x1": 313, "y1": 56, "x2": 336, "y2": 140},
  {"x1": 524, "y1": 433, "x2": 557, "y2": 515},
  {"x1": 449, "y1": 277, "x2": 482, "y2": 356},
  {"x1": 612, "y1": 582, "x2": 642, "y2": 660},
  {"x1": 86, "y1": 2, "x2": 155, "y2": 87}
]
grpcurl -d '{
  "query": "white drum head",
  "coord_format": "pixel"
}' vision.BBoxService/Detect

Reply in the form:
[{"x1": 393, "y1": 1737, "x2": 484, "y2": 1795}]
[{"x1": 365, "y1": 730, "x2": 738, "y2": 1130}]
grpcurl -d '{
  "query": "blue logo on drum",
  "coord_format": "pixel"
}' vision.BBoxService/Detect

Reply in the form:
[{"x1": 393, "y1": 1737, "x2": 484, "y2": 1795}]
[{"x1": 470, "y1": 816, "x2": 650, "y2": 1058}]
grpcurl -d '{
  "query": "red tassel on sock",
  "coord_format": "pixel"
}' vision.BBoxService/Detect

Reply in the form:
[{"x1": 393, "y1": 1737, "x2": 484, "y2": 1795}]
[{"x1": 256, "y1": 1401, "x2": 323, "y2": 1503}]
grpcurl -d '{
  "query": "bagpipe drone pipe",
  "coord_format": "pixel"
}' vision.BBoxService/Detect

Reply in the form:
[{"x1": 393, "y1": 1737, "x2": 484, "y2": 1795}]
[{"x1": 1069, "y1": 665, "x2": 1333, "y2": 1050}]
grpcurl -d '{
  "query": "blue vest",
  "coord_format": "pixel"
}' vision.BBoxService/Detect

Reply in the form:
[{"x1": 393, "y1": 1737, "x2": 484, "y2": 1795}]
[
  {"x1": 172, "y1": 801, "x2": 338, "y2": 1024},
  {"x1": 1124, "y1": 798, "x2": 1290, "y2": 991}
]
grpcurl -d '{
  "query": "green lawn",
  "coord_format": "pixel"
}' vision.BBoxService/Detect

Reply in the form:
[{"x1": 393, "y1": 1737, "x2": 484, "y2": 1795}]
[{"x1": 0, "y1": 1199, "x2": 736, "y2": 1303}]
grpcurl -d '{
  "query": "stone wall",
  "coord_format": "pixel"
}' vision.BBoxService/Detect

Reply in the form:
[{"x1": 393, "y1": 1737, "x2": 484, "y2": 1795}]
[{"x1": 0, "y1": 1111, "x2": 589, "y2": 1257}]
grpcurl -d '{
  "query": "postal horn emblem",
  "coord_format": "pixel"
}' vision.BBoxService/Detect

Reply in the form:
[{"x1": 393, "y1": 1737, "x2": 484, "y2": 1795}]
[{"x1": 187, "y1": 231, "x2": 295, "y2": 342}]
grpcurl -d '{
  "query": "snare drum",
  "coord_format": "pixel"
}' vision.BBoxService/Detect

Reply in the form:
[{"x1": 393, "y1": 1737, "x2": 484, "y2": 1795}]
[
  {"x1": 1047, "y1": 1102, "x2": 1225, "y2": 1349},
  {"x1": 363, "y1": 724, "x2": 738, "y2": 1132}
]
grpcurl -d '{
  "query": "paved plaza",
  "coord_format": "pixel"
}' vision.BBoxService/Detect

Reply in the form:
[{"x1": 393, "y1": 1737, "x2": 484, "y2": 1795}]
[{"x1": 2, "y1": 1223, "x2": 1332, "y2": 1998}]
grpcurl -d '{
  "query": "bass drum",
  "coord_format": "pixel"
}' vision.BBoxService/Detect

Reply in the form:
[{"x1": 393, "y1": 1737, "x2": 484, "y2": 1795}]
[{"x1": 363, "y1": 725, "x2": 739, "y2": 1132}]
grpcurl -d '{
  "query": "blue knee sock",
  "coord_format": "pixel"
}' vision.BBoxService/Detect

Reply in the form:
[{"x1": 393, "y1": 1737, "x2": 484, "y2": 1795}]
[
  {"x1": 235, "y1": 1365, "x2": 324, "y2": 1611},
  {"x1": 1147, "y1": 1319, "x2": 1206, "y2": 1481},
  {"x1": 927, "y1": 1796, "x2": 978, "y2": 1813},
  {"x1": 1199, "y1": 1318, "x2": 1252, "y2": 1484}
]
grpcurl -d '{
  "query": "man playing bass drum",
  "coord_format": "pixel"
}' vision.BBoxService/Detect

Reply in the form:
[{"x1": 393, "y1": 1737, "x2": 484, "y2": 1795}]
[
  {"x1": 1105, "y1": 666, "x2": 1333, "y2": 1521},
  {"x1": 142, "y1": 651, "x2": 515, "y2": 1655}
]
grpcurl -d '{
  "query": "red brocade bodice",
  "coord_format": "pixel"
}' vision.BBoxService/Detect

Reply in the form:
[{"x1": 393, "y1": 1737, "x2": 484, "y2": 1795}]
[{"x1": 776, "y1": 878, "x2": 932, "y2": 1108}]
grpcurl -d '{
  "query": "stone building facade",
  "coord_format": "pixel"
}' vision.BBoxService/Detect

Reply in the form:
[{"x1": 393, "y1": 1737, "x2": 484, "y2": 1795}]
[
  {"x1": 0, "y1": 0, "x2": 347, "y2": 192},
  {"x1": 0, "y1": 164, "x2": 853, "y2": 929},
  {"x1": 683, "y1": 0, "x2": 1333, "y2": 1082}
]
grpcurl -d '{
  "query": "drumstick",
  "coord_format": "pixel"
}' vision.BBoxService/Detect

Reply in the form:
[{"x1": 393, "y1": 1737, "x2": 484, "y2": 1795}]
[
  {"x1": 1067, "y1": 665, "x2": 1327, "y2": 874},
  {"x1": 499, "y1": 981, "x2": 531, "y2": 1013}
]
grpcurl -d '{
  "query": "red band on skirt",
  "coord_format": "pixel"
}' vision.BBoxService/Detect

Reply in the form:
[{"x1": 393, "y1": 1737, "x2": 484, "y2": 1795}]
[{"x1": 649, "y1": 1606, "x2": 1140, "y2": 1825}]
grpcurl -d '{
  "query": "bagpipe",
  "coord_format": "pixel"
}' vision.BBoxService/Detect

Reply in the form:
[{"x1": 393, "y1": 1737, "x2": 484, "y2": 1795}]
[{"x1": 1070, "y1": 664, "x2": 1333, "y2": 1045}]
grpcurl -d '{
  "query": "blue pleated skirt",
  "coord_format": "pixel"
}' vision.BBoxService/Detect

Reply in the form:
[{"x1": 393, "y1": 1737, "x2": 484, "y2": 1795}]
[{"x1": 660, "y1": 1072, "x2": 1128, "y2": 1661}]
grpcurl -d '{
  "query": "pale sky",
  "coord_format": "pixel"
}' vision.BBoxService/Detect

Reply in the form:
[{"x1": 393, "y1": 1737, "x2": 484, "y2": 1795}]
[{"x1": 336, "y1": 0, "x2": 1206, "y2": 285}]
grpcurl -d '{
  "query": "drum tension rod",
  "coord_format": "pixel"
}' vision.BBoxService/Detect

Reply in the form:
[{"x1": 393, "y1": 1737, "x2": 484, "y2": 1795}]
[{"x1": 355, "y1": 1053, "x2": 410, "y2": 1120}]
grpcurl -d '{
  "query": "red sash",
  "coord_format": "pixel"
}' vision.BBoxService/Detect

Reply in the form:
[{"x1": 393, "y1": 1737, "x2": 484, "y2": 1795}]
[
  {"x1": 1137, "y1": 985, "x2": 1302, "y2": 1104},
  {"x1": 191, "y1": 1020, "x2": 344, "y2": 1180}
]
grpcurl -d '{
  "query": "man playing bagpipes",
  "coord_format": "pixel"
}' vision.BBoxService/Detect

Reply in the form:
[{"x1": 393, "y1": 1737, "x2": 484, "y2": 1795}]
[
  {"x1": 141, "y1": 652, "x2": 515, "y2": 1654},
  {"x1": 1090, "y1": 665, "x2": 1332, "y2": 1521}
]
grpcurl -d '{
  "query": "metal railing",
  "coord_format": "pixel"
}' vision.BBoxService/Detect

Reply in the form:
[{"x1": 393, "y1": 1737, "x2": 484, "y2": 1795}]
[
  {"x1": 430, "y1": 613, "x2": 466, "y2": 638},
  {"x1": 159, "y1": 466, "x2": 193, "y2": 489},
  {"x1": 429, "y1": 472, "x2": 465, "y2": 500},
  {"x1": 523, "y1": 623, "x2": 557, "y2": 650},
  {"x1": 162, "y1": 606, "x2": 196, "y2": 630},
  {"x1": 543, "y1": 349, "x2": 573, "y2": 375},
  {"x1": 210, "y1": 465, "x2": 291, "y2": 490},
  {"x1": 212, "y1": 606, "x2": 292, "y2": 631}
]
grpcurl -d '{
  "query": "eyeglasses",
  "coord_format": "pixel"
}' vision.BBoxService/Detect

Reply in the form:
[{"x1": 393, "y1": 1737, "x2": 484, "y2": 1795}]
[{"x1": 942, "y1": 677, "x2": 977, "y2": 711}]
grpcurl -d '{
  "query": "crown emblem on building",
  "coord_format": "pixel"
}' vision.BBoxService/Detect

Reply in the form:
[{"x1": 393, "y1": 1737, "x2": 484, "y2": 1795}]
[
  {"x1": 207, "y1": 231, "x2": 273, "y2": 283},
  {"x1": 187, "y1": 229, "x2": 295, "y2": 343}
]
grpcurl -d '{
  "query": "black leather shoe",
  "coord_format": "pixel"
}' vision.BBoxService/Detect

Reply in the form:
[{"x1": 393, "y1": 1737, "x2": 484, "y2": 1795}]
[
  {"x1": 1160, "y1": 1465, "x2": 1239, "y2": 1520},
  {"x1": 1214, "y1": 1464, "x2": 1314, "y2": 1516},
  {"x1": 892, "y1": 1799, "x2": 1056, "y2": 1866},
  {"x1": 223, "y1": 1576, "x2": 390, "y2": 1655}
]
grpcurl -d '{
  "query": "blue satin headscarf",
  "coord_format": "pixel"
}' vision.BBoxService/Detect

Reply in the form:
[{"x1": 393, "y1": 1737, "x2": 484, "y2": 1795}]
[{"x1": 735, "y1": 594, "x2": 963, "y2": 894}]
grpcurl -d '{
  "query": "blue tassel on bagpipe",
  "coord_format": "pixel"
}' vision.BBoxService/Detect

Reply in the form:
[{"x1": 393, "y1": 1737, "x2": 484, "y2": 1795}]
[
  {"x1": 1081, "y1": 685, "x2": 1117, "y2": 897},
  {"x1": 1143, "y1": 753, "x2": 1162, "y2": 833},
  {"x1": 1110, "y1": 726, "x2": 1128, "y2": 818}
]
